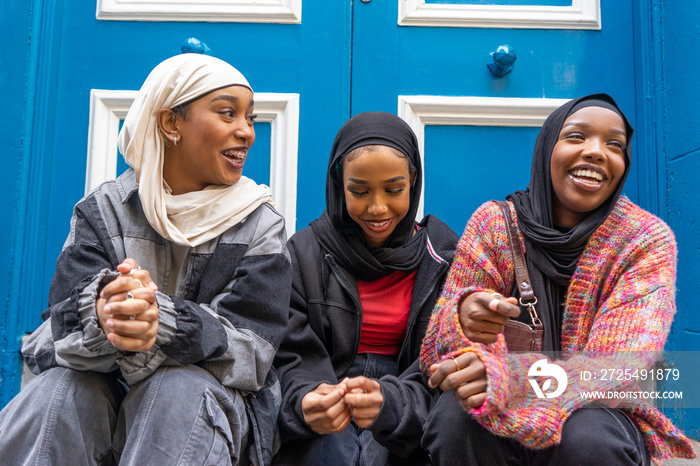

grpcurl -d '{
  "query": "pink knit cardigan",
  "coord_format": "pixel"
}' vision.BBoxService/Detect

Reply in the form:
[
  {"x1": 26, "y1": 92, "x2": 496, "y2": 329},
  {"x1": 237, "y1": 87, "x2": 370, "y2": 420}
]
[{"x1": 420, "y1": 197, "x2": 695, "y2": 462}]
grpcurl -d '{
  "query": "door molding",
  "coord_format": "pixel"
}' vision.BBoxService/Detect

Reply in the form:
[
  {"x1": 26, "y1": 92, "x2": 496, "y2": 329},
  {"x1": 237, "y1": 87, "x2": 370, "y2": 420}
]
[
  {"x1": 398, "y1": 95, "x2": 569, "y2": 218},
  {"x1": 399, "y1": 0, "x2": 601, "y2": 29},
  {"x1": 87, "y1": 90, "x2": 300, "y2": 235},
  {"x1": 96, "y1": 0, "x2": 302, "y2": 23}
]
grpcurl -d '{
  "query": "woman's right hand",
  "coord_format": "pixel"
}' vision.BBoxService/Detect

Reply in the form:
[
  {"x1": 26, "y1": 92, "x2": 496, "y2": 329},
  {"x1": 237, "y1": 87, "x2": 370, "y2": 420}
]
[
  {"x1": 458, "y1": 292, "x2": 520, "y2": 344},
  {"x1": 96, "y1": 258, "x2": 160, "y2": 352},
  {"x1": 301, "y1": 379, "x2": 352, "y2": 435}
]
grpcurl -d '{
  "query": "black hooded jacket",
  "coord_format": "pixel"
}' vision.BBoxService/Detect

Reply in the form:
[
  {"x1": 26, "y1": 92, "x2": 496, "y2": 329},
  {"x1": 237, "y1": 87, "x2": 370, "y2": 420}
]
[{"x1": 274, "y1": 214, "x2": 458, "y2": 455}]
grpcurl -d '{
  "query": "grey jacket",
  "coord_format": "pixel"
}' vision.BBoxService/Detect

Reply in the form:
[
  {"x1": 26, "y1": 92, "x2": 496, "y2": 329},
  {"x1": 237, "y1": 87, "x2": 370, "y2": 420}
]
[{"x1": 22, "y1": 168, "x2": 291, "y2": 463}]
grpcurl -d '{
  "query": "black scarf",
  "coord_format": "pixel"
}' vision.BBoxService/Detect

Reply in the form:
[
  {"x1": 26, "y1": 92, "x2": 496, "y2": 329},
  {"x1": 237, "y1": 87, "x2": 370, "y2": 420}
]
[
  {"x1": 507, "y1": 94, "x2": 634, "y2": 350},
  {"x1": 310, "y1": 112, "x2": 427, "y2": 282}
]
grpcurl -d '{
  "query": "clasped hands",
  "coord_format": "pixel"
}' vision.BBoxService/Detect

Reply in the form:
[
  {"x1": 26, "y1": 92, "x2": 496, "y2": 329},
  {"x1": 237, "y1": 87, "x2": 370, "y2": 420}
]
[
  {"x1": 96, "y1": 258, "x2": 160, "y2": 352},
  {"x1": 301, "y1": 292, "x2": 522, "y2": 430},
  {"x1": 301, "y1": 376, "x2": 383, "y2": 435},
  {"x1": 427, "y1": 291, "x2": 521, "y2": 409}
]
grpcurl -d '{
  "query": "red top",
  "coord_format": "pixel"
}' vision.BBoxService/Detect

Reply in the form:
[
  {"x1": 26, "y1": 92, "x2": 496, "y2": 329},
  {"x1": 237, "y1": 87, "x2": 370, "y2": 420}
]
[{"x1": 357, "y1": 270, "x2": 417, "y2": 356}]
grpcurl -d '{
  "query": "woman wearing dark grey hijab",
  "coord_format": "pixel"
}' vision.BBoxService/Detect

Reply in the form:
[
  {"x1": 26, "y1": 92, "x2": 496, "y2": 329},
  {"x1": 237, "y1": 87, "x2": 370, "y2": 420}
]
[{"x1": 273, "y1": 112, "x2": 459, "y2": 464}]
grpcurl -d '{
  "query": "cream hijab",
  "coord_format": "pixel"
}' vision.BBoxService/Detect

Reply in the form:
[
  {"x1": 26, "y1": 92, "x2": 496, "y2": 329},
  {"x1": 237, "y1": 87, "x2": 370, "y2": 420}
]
[{"x1": 118, "y1": 53, "x2": 272, "y2": 247}]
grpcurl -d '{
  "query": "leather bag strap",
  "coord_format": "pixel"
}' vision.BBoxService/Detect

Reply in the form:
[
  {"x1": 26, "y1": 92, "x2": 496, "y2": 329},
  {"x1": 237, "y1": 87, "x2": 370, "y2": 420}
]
[{"x1": 494, "y1": 201, "x2": 542, "y2": 326}]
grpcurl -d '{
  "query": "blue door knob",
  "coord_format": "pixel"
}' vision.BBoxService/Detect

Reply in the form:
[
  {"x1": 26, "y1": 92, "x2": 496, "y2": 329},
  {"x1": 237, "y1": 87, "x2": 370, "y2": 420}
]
[{"x1": 488, "y1": 45, "x2": 516, "y2": 77}]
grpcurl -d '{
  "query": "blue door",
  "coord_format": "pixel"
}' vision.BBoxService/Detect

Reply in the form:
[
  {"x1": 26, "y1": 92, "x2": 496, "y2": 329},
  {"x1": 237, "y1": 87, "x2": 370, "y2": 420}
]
[
  {"x1": 4, "y1": 0, "x2": 695, "y2": 440},
  {"x1": 351, "y1": 0, "x2": 640, "y2": 232}
]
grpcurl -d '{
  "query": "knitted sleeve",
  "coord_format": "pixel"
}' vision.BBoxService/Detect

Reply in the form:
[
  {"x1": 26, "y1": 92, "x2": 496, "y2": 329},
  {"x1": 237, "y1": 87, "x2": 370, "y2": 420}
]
[{"x1": 420, "y1": 201, "x2": 514, "y2": 373}]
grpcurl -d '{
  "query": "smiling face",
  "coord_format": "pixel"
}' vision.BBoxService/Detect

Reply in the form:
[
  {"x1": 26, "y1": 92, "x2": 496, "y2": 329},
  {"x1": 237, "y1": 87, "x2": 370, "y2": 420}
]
[
  {"x1": 550, "y1": 106, "x2": 627, "y2": 227},
  {"x1": 342, "y1": 146, "x2": 414, "y2": 248},
  {"x1": 161, "y1": 85, "x2": 256, "y2": 194}
]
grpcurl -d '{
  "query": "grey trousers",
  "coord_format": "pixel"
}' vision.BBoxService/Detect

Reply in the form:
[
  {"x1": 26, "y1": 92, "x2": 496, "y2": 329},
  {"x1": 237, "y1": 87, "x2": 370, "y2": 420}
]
[{"x1": 0, "y1": 365, "x2": 249, "y2": 466}]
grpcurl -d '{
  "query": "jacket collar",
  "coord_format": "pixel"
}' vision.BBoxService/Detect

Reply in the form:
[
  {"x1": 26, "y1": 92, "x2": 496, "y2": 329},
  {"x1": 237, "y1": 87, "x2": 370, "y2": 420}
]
[{"x1": 116, "y1": 168, "x2": 140, "y2": 204}]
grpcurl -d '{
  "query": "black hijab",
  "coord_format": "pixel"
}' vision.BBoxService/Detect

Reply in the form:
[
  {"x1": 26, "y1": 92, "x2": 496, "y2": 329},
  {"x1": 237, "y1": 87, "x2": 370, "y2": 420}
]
[
  {"x1": 310, "y1": 111, "x2": 427, "y2": 281},
  {"x1": 507, "y1": 93, "x2": 634, "y2": 350}
]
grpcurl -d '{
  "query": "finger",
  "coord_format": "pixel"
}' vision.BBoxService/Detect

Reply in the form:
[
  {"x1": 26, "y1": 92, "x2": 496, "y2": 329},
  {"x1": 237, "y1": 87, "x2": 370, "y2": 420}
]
[
  {"x1": 306, "y1": 386, "x2": 347, "y2": 412},
  {"x1": 326, "y1": 411, "x2": 352, "y2": 434},
  {"x1": 107, "y1": 332, "x2": 156, "y2": 352},
  {"x1": 101, "y1": 276, "x2": 145, "y2": 299},
  {"x1": 123, "y1": 287, "x2": 157, "y2": 305},
  {"x1": 349, "y1": 397, "x2": 382, "y2": 422},
  {"x1": 462, "y1": 392, "x2": 487, "y2": 409},
  {"x1": 131, "y1": 268, "x2": 158, "y2": 291},
  {"x1": 453, "y1": 378, "x2": 488, "y2": 403},
  {"x1": 345, "y1": 376, "x2": 379, "y2": 394},
  {"x1": 103, "y1": 297, "x2": 150, "y2": 318},
  {"x1": 352, "y1": 411, "x2": 379, "y2": 428},
  {"x1": 110, "y1": 287, "x2": 156, "y2": 302},
  {"x1": 329, "y1": 407, "x2": 352, "y2": 430},
  {"x1": 344, "y1": 390, "x2": 382, "y2": 408},
  {"x1": 105, "y1": 318, "x2": 157, "y2": 339},
  {"x1": 350, "y1": 404, "x2": 380, "y2": 417},
  {"x1": 482, "y1": 294, "x2": 520, "y2": 318},
  {"x1": 438, "y1": 355, "x2": 484, "y2": 392},
  {"x1": 103, "y1": 285, "x2": 157, "y2": 310},
  {"x1": 116, "y1": 260, "x2": 158, "y2": 292},
  {"x1": 107, "y1": 303, "x2": 158, "y2": 324},
  {"x1": 321, "y1": 397, "x2": 352, "y2": 422},
  {"x1": 429, "y1": 358, "x2": 456, "y2": 389},
  {"x1": 467, "y1": 319, "x2": 507, "y2": 335},
  {"x1": 117, "y1": 259, "x2": 141, "y2": 275},
  {"x1": 463, "y1": 329, "x2": 499, "y2": 345},
  {"x1": 311, "y1": 383, "x2": 339, "y2": 396},
  {"x1": 304, "y1": 399, "x2": 349, "y2": 430}
]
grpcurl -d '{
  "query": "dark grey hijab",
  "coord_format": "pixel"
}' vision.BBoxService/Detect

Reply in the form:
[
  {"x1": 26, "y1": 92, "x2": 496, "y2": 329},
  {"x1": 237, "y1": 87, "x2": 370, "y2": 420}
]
[
  {"x1": 310, "y1": 112, "x2": 426, "y2": 281},
  {"x1": 507, "y1": 93, "x2": 634, "y2": 350}
]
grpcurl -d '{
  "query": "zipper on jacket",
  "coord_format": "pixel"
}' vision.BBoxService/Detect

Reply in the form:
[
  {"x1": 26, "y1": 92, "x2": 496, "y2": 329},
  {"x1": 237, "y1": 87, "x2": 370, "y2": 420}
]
[
  {"x1": 398, "y1": 260, "x2": 449, "y2": 361},
  {"x1": 324, "y1": 254, "x2": 363, "y2": 376}
]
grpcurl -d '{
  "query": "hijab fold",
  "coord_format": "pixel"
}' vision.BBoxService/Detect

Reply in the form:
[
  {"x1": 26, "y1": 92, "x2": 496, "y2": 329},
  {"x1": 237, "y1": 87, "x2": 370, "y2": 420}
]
[
  {"x1": 310, "y1": 112, "x2": 426, "y2": 282},
  {"x1": 118, "y1": 53, "x2": 272, "y2": 247},
  {"x1": 507, "y1": 93, "x2": 634, "y2": 350}
]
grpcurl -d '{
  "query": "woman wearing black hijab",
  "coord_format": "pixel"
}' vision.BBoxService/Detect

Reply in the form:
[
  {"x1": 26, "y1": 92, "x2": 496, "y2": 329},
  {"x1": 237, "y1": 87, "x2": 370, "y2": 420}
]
[
  {"x1": 273, "y1": 112, "x2": 459, "y2": 464},
  {"x1": 420, "y1": 94, "x2": 695, "y2": 464}
]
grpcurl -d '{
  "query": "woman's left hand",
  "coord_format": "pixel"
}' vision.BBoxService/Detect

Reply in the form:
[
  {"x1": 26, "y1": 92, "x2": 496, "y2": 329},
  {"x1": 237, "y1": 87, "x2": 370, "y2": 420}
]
[
  {"x1": 428, "y1": 352, "x2": 488, "y2": 409},
  {"x1": 343, "y1": 376, "x2": 384, "y2": 428}
]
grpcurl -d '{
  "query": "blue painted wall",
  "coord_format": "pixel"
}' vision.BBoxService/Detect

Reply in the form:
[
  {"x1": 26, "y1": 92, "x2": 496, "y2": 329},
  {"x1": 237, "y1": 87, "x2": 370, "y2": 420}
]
[
  {"x1": 0, "y1": 0, "x2": 36, "y2": 403},
  {"x1": 653, "y1": 0, "x2": 700, "y2": 439}
]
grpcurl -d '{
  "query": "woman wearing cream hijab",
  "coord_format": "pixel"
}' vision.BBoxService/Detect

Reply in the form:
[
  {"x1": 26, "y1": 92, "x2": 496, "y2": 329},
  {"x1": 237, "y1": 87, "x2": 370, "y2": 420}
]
[{"x1": 0, "y1": 53, "x2": 292, "y2": 466}]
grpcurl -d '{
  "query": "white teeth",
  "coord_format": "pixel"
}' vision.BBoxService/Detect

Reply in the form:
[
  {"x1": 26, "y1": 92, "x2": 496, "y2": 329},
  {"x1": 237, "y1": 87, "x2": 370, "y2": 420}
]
[
  {"x1": 571, "y1": 169, "x2": 603, "y2": 181},
  {"x1": 368, "y1": 220, "x2": 390, "y2": 227},
  {"x1": 574, "y1": 177, "x2": 599, "y2": 186},
  {"x1": 222, "y1": 150, "x2": 247, "y2": 161}
]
